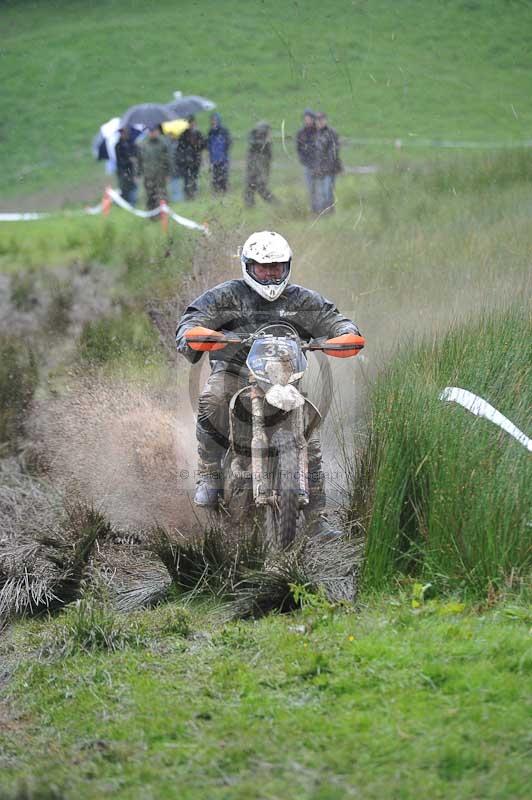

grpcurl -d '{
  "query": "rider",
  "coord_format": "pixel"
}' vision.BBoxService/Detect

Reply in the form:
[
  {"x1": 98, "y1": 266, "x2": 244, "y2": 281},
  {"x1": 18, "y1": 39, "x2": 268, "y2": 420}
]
[{"x1": 176, "y1": 230, "x2": 362, "y2": 508}]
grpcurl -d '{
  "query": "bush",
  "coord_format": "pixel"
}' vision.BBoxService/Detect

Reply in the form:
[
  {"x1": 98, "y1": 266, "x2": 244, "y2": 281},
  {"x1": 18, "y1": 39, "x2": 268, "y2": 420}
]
[
  {"x1": 77, "y1": 308, "x2": 159, "y2": 367},
  {"x1": 84, "y1": 221, "x2": 117, "y2": 263},
  {"x1": 45, "y1": 277, "x2": 73, "y2": 334},
  {"x1": 10, "y1": 270, "x2": 38, "y2": 311},
  {"x1": 352, "y1": 307, "x2": 531, "y2": 597},
  {"x1": 0, "y1": 335, "x2": 38, "y2": 451}
]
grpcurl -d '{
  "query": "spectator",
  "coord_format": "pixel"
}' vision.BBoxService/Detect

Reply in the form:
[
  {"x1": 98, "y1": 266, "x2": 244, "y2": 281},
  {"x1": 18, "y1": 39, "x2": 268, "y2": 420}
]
[
  {"x1": 207, "y1": 113, "x2": 231, "y2": 193},
  {"x1": 168, "y1": 135, "x2": 184, "y2": 202},
  {"x1": 313, "y1": 112, "x2": 342, "y2": 214},
  {"x1": 296, "y1": 109, "x2": 318, "y2": 212},
  {"x1": 137, "y1": 124, "x2": 170, "y2": 212},
  {"x1": 115, "y1": 127, "x2": 138, "y2": 206},
  {"x1": 175, "y1": 116, "x2": 207, "y2": 200},
  {"x1": 244, "y1": 122, "x2": 276, "y2": 208}
]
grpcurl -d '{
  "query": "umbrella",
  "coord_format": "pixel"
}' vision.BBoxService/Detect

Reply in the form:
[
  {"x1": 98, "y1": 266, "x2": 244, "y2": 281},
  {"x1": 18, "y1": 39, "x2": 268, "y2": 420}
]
[
  {"x1": 161, "y1": 119, "x2": 189, "y2": 138},
  {"x1": 120, "y1": 103, "x2": 172, "y2": 129},
  {"x1": 164, "y1": 95, "x2": 216, "y2": 118}
]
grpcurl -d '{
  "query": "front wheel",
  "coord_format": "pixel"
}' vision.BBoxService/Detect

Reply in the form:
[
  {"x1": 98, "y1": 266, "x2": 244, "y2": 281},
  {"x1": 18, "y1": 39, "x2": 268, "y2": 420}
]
[{"x1": 265, "y1": 429, "x2": 300, "y2": 549}]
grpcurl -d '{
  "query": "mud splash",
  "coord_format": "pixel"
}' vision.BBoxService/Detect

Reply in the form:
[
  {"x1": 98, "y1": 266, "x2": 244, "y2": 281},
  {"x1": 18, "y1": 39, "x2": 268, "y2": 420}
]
[{"x1": 30, "y1": 377, "x2": 200, "y2": 533}]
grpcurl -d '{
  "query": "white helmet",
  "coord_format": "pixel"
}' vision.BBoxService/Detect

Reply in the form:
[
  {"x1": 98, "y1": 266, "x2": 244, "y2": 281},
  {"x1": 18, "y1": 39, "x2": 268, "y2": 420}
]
[{"x1": 241, "y1": 231, "x2": 292, "y2": 302}]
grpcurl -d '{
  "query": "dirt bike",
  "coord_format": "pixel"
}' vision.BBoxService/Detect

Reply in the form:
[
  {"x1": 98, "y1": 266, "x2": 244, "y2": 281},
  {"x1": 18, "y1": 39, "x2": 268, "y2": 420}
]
[{"x1": 186, "y1": 323, "x2": 365, "y2": 549}]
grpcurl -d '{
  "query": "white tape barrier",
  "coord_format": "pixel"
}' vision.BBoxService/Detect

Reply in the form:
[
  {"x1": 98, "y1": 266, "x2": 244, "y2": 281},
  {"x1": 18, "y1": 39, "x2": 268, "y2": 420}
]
[
  {"x1": 0, "y1": 211, "x2": 51, "y2": 221},
  {"x1": 440, "y1": 387, "x2": 532, "y2": 452},
  {"x1": 105, "y1": 188, "x2": 208, "y2": 232},
  {"x1": 106, "y1": 187, "x2": 162, "y2": 218},
  {"x1": 0, "y1": 187, "x2": 208, "y2": 234},
  {"x1": 340, "y1": 136, "x2": 532, "y2": 150},
  {"x1": 163, "y1": 204, "x2": 209, "y2": 233},
  {"x1": 271, "y1": 131, "x2": 532, "y2": 150}
]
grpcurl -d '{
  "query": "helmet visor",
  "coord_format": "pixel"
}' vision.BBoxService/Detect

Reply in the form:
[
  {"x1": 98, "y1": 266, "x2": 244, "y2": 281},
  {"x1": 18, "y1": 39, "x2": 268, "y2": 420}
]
[{"x1": 244, "y1": 259, "x2": 290, "y2": 286}]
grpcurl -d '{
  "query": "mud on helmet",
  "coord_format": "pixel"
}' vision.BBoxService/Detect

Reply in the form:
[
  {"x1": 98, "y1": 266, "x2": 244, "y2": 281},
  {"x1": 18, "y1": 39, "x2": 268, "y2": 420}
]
[{"x1": 241, "y1": 231, "x2": 292, "y2": 302}]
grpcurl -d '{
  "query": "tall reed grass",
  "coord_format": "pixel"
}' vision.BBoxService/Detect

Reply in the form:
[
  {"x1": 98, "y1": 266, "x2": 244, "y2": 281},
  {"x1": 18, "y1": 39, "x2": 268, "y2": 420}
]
[{"x1": 351, "y1": 306, "x2": 531, "y2": 596}]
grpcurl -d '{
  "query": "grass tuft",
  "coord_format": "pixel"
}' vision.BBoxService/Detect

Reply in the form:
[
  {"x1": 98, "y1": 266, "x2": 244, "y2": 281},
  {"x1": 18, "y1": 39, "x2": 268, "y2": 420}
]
[
  {"x1": 36, "y1": 595, "x2": 143, "y2": 658},
  {"x1": 148, "y1": 524, "x2": 361, "y2": 619},
  {"x1": 0, "y1": 481, "x2": 111, "y2": 624},
  {"x1": 0, "y1": 335, "x2": 38, "y2": 452}
]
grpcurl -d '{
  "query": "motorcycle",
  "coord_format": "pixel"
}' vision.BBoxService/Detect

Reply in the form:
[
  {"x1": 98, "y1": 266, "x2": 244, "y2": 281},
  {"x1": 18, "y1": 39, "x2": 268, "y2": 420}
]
[{"x1": 185, "y1": 323, "x2": 365, "y2": 548}]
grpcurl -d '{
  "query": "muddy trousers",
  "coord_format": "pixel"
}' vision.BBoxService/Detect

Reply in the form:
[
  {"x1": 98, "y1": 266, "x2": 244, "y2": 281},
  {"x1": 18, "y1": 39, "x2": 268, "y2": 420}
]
[
  {"x1": 244, "y1": 174, "x2": 274, "y2": 207},
  {"x1": 211, "y1": 163, "x2": 228, "y2": 193},
  {"x1": 144, "y1": 179, "x2": 168, "y2": 212},
  {"x1": 196, "y1": 368, "x2": 325, "y2": 510}
]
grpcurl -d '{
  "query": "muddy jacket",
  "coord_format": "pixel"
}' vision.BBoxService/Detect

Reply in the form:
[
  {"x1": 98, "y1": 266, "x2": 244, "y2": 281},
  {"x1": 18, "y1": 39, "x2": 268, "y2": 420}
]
[
  {"x1": 313, "y1": 126, "x2": 342, "y2": 178},
  {"x1": 246, "y1": 127, "x2": 272, "y2": 182},
  {"x1": 296, "y1": 125, "x2": 317, "y2": 169},
  {"x1": 175, "y1": 128, "x2": 207, "y2": 177},
  {"x1": 137, "y1": 137, "x2": 170, "y2": 183},
  {"x1": 176, "y1": 279, "x2": 360, "y2": 372}
]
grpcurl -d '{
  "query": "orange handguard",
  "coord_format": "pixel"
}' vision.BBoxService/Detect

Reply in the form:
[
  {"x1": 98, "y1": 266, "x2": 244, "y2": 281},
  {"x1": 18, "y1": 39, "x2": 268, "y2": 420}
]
[
  {"x1": 323, "y1": 332, "x2": 366, "y2": 358},
  {"x1": 185, "y1": 326, "x2": 227, "y2": 351}
]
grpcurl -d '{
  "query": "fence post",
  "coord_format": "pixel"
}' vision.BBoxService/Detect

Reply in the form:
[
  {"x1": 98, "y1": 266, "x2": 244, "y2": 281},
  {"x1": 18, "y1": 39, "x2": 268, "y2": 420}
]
[
  {"x1": 102, "y1": 186, "x2": 112, "y2": 216},
  {"x1": 160, "y1": 201, "x2": 169, "y2": 233}
]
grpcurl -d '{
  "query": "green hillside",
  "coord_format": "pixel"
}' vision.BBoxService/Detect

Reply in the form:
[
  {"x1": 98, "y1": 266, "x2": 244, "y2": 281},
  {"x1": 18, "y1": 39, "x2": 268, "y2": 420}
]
[
  {"x1": 1, "y1": 2, "x2": 531, "y2": 798},
  {"x1": 3, "y1": 0, "x2": 532, "y2": 197}
]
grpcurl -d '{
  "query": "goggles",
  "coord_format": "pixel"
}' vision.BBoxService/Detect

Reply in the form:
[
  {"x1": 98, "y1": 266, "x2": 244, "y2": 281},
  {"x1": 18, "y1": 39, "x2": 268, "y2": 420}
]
[{"x1": 244, "y1": 258, "x2": 290, "y2": 286}]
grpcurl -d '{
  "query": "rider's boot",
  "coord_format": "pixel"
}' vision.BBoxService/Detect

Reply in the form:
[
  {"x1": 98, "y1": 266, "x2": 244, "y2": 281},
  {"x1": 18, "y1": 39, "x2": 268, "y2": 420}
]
[
  {"x1": 307, "y1": 511, "x2": 343, "y2": 539},
  {"x1": 194, "y1": 461, "x2": 222, "y2": 508},
  {"x1": 305, "y1": 465, "x2": 343, "y2": 538}
]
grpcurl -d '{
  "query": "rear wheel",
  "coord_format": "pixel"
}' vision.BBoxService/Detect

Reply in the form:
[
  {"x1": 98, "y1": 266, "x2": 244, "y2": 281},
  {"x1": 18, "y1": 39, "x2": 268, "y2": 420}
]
[{"x1": 265, "y1": 429, "x2": 300, "y2": 549}]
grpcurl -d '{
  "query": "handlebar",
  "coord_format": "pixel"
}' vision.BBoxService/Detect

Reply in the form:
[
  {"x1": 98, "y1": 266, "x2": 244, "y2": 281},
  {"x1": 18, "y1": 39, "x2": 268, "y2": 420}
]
[{"x1": 184, "y1": 327, "x2": 365, "y2": 356}]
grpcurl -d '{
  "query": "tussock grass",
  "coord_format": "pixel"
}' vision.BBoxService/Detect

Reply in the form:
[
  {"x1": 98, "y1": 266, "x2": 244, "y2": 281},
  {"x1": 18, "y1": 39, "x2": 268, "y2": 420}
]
[
  {"x1": 0, "y1": 471, "x2": 111, "y2": 624},
  {"x1": 148, "y1": 524, "x2": 361, "y2": 619},
  {"x1": 0, "y1": 335, "x2": 38, "y2": 452},
  {"x1": 351, "y1": 306, "x2": 531, "y2": 596}
]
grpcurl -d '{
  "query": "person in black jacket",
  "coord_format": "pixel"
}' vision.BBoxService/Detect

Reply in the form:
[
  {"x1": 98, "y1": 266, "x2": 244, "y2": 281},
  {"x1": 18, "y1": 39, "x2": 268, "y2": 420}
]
[
  {"x1": 296, "y1": 109, "x2": 318, "y2": 212},
  {"x1": 312, "y1": 112, "x2": 342, "y2": 214},
  {"x1": 176, "y1": 230, "x2": 361, "y2": 509},
  {"x1": 115, "y1": 127, "x2": 138, "y2": 206},
  {"x1": 175, "y1": 116, "x2": 207, "y2": 200}
]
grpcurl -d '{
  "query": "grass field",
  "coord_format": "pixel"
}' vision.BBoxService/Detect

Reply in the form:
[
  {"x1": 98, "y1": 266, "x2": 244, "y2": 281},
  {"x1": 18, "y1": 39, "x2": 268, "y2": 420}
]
[
  {"x1": 1, "y1": 1, "x2": 531, "y2": 798},
  {"x1": 2, "y1": 594, "x2": 532, "y2": 799},
  {"x1": 2, "y1": 0, "x2": 532, "y2": 200}
]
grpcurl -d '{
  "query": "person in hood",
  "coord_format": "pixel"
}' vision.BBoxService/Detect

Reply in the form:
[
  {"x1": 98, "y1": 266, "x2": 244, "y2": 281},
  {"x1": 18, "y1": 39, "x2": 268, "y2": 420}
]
[
  {"x1": 296, "y1": 109, "x2": 318, "y2": 212},
  {"x1": 207, "y1": 112, "x2": 232, "y2": 192},
  {"x1": 244, "y1": 122, "x2": 277, "y2": 207},
  {"x1": 175, "y1": 116, "x2": 207, "y2": 200},
  {"x1": 176, "y1": 230, "x2": 362, "y2": 510},
  {"x1": 137, "y1": 124, "x2": 170, "y2": 212}
]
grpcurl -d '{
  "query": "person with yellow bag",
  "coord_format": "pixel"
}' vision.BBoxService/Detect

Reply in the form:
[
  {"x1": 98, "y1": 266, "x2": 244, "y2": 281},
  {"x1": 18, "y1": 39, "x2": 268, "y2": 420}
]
[{"x1": 162, "y1": 119, "x2": 189, "y2": 203}]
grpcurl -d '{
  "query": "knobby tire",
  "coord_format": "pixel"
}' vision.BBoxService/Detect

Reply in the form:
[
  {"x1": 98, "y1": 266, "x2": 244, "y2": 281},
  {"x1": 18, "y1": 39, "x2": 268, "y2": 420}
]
[{"x1": 266, "y1": 429, "x2": 299, "y2": 549}]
